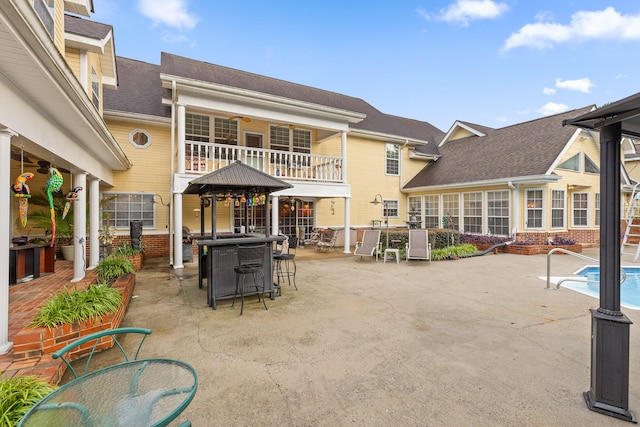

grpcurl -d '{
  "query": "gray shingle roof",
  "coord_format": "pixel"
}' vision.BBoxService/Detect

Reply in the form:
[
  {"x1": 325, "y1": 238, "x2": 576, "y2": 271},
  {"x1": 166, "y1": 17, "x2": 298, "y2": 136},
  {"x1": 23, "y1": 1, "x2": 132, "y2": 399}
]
[
  {"x1": 404, "y1": 106, "x2": 595, "y2": 189},
  {"x1": 160, "y1": 52, "x2": 442, "y2": 145},
  {"x1": 103, "y1": 57, "x2": 170, "y2": 118},
  {"x1": 64, "y1": 14, "x2": 111, "y2": 39}
]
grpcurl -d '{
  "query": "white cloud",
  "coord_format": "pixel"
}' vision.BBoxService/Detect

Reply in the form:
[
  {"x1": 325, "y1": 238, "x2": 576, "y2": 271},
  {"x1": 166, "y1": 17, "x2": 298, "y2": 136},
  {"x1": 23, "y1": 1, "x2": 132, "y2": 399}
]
[
  {"x1": 537, "y1": 102, "x2": 569, "y2": 116},
  {"x1": 137, "y1": 0, "x2": 198, "y2": 30},
  {"x1": 555, "y1": 78, "x2": 593, "y2": 93},
  {"x1": 436, "y1": 0, "x2": 509, "y2": 26},
  {"x1": 543, "y1": 87, "x2": 556, "y2": 95},
  {"x1": 503, "y1": 7, "x2": 640, "y2": 51}
]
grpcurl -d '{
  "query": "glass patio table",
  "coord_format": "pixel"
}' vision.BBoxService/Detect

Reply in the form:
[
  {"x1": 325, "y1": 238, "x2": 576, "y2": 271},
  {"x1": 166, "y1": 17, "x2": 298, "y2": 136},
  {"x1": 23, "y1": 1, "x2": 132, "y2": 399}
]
[{"x1": 19, "y1": 358, "x2": 198, "y2": 427}]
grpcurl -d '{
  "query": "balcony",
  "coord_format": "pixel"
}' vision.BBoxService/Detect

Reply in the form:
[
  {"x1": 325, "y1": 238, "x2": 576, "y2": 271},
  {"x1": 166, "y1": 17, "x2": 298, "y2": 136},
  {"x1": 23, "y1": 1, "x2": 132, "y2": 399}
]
[{"x1": 184, "y1": 141, "x2": 343, "y2": 183}]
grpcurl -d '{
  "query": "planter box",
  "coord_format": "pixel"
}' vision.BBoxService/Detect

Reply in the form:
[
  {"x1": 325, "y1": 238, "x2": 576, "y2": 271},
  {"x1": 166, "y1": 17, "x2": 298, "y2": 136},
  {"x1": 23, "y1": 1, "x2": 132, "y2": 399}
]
[
  {"x1": 128, "y1": 253, "x2": 143, "y2": 271},
  {"x1": 503, "y1": 244, "x2": 582, "y2": 255},
  {"x1": 11, "y1": 273, "x2": 136, "y2": 369}
]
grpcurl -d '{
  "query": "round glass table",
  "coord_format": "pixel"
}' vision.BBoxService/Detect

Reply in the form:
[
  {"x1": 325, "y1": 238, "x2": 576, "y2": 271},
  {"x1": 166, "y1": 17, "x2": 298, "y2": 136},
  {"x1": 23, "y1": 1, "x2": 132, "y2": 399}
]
[{"x1": 19, "y1": 358, "x2": 198, "y2": 427}]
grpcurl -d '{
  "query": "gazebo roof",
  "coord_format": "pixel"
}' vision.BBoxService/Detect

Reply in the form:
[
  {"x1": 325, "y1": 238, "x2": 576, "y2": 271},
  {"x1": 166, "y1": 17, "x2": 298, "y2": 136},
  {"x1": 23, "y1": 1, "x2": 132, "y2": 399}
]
[{"x1": 183, "y1": 161, "x2": 292, "y2": 195}]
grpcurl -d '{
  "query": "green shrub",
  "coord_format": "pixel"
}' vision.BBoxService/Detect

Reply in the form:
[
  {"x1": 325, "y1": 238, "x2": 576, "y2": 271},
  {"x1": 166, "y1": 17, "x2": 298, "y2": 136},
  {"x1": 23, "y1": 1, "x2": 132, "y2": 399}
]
[
  {"x1": 431, "y1": 244, "x2": 478, "y2": 261},
  {"x1": 0, "y1": 376, "x2": 57, "y2": 426},
  {"x1": 112, "y1": 242, "x2": 144, "y2": 257},
  {"x1": 95, "y1": 255, "x2": 135, "y2": 285},
  {"x1": 30, "y1": 285, "x2": 123, "y2": 328}
]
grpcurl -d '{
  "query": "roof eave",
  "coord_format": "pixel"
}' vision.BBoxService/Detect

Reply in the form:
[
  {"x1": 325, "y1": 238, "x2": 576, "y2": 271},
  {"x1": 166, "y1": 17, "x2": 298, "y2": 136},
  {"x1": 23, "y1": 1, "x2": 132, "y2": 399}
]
[{"x1": 402, "y1": 175, "x2": 560, "y2": 192}]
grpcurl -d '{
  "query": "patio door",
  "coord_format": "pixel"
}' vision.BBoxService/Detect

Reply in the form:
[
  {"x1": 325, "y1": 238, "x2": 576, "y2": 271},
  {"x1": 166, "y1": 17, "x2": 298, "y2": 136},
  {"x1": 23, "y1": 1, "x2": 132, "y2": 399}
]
[{"x1": 244, "y1": 132, "x2": 263, "y2": 170}]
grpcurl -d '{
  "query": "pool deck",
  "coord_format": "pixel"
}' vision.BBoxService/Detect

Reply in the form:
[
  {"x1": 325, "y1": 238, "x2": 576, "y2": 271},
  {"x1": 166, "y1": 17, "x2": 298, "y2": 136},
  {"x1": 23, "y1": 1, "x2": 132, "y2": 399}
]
[{"x1": 97, "y1": 245, "x2": 640, "y2": 426}]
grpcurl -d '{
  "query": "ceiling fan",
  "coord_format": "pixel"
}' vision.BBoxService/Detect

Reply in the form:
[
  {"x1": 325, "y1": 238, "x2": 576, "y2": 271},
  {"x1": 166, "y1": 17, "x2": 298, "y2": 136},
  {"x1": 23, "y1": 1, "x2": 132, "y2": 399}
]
[
  {"x1": 36, "y1": 160, "x2": 70, "y2": 175},
  {"x1": 228, "y1": 116, "x2": 251, "y2": 123},
  {"x1": 10, "y1": 148, "x2": 34, "y2": 164}
]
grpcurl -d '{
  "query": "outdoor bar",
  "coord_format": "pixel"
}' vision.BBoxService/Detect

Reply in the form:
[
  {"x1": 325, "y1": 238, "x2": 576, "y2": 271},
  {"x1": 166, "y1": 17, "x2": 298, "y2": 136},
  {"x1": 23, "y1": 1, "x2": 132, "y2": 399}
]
[{"x1": 183, "y1": 161, "x2": 291, "y2": 310}]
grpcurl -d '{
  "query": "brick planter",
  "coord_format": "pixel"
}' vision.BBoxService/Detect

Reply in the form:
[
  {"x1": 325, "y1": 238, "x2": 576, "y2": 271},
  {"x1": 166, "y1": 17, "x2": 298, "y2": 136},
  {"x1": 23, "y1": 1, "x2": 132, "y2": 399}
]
[
  {"x1": 11, "y1": 273, "x2": 136, "y2": 368},
  {"x1": 503, "y1": 244, "x2": 582, "y2": 255}
]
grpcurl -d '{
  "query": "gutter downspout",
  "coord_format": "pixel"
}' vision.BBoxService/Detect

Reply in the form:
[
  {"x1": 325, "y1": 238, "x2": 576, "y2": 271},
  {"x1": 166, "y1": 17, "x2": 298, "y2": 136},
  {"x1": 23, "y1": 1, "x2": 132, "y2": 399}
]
[
  {"x1": 169, "y1": 80, "x2": 176, "y2": 266},
  {"x1": 508, "y1": 181, "x2": 518, "y2": 240}
]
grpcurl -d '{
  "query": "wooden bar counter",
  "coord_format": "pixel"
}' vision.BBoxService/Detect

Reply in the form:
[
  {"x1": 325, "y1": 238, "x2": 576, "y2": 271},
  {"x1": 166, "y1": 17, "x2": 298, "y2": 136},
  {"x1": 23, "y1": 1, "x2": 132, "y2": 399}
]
[{"x1": 9, "y1": 244, "x2": 55, "y2": 285}]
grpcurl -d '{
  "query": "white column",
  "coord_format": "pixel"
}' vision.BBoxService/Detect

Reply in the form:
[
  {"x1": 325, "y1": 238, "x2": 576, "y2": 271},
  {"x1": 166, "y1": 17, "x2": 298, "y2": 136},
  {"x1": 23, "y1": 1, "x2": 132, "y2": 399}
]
[
  {"x1": 177, "y1": 103, "x2": 186, "y2": 174},
  {"x1": 271, "y1": 195, "x2": 279, "y2": 236},
  {"x1": 88, "y1": 178, "x2": 100, "y2": 269},
  {"x1": 343, "y1": 197, "x2": 351, "y2": 253},
  {"x1": 71, "y1": 173, "x2": 87, "y2": 282},
  {"x1": 0, "y1": 128, "x2": 17, "y2": 354},
  {"x1": 341, "y1": 131, "x2": 347, "y2": 183},
  {"x1": 173, "y1": 193, "x2": 184, "y2": 269}
]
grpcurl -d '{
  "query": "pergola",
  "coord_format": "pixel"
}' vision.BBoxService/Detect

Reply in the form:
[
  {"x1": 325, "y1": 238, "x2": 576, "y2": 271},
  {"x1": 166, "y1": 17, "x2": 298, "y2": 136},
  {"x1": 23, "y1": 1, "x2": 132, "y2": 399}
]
[{"x1": 564, "y1": 92, "x2": 640, "y2": 423}]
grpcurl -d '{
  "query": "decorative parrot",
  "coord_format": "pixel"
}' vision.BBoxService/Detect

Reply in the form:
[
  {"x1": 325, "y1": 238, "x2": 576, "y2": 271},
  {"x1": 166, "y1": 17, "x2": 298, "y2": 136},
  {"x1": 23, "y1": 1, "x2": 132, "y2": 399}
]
[
  {"x1": 45, "y1": 167, "x2": 64, "y2": 247},
  {"x1": 62, "y1": 186, "x2": 83, "y2": 219},
  {"x1": 10, "y1": 172, "x2": 34, "y2": 227}
]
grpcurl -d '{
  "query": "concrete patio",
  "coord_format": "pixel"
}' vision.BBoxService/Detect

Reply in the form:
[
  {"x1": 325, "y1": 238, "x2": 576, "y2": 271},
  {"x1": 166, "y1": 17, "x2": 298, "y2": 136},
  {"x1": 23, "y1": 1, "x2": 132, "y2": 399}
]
[{"x1": 105, "y1": 247, "x2": 639, "y2": 426}]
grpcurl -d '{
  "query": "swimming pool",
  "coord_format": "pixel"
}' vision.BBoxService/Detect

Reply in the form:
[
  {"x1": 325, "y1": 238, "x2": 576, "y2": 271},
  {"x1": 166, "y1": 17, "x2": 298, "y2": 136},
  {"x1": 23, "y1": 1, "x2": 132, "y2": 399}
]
[{"x1": 558, "y1": 265, "x2": 640, "y2": 310}]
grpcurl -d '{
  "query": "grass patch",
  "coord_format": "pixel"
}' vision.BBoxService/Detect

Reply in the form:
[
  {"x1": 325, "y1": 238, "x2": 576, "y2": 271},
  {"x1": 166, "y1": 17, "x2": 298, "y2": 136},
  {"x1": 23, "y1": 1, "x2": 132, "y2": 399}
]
[
  {"x1": 29, "y1": 285, "x2": 123, "y2": 329},
  {"x1": 0, "y1": 376, "x2": 57, "y2": 426}
]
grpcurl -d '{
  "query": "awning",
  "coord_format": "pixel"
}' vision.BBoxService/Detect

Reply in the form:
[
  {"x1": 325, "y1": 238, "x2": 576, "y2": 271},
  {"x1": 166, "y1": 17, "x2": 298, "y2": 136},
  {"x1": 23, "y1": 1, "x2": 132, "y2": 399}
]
[{"x1": 563, "y1": 92, "x2": 640, "y2": 137}]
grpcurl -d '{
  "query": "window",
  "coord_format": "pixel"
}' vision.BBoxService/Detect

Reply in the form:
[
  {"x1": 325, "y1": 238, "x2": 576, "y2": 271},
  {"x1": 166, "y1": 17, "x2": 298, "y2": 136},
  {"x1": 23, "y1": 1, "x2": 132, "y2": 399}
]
[
  {"x1": 584, "y1": 154, "x2": 600, "y2": 174},
  {"x1": 463, "y1": 192, "x2": 482, "y2": 233},
  {"x1": 525, "y1": 189, "x2": 543, "y2": 229},
  {"x1": 185, "y1": 113, "x2": 210, "y2": 142},
  {"x1": 383, "y1": 200, "x2": 399, "y2": 218},
  {"x1": 573, "y1": 193, "x2": 588, "y2": 226},
  {"x1": 557, "y1": 153, "x2": 580, "y2": 171},
  {"x1": 269, "y1": 126, "x2": 311, "y2": 153},
  {"x1": 214, "y1": 117, "x2": 238, "y2": 145},
  {"x1": 442, "y1": 193, "x2": 459, "y2": 230},
  {"x1": 487, "y1": 190, "x2": 510, "y2": 236},
  {"x1": 91, "y1": 67, "x2": 100, "y2": 110},
  {"x1": 424, "y1": 195, "x2": 440, "y2": 229},
  {"x1": 385, "y1": 143, "x2": 399, "y2": 175},
  {"x1": 101, "y1": 193, "x2": 155, "y2": 229},
  {"x1": 129, "y1": 129, "x2": 151, "y2": 149},
  {"x1": 595, "y1": 193, "x2": 600, "y2": 227},
  {"x1": 35, "y1": 0, "x2": 54, "y2": 39},
  {"x1": 408, "y1": 196, "x2": 422, "y2": 227},
  {"x1": 234, "y1": 203, "x2": 267, "y2": 233},
  {"x1": 551, "y1": 190, "x2": 565, "y2": 228}
]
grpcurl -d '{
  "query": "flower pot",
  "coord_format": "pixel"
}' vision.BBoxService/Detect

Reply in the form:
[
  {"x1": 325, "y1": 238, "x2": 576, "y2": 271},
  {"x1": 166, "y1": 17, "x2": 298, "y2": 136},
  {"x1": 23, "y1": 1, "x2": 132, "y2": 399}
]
[{"x1": 60, "y1": 245, "x2": 74, "y2": 261}]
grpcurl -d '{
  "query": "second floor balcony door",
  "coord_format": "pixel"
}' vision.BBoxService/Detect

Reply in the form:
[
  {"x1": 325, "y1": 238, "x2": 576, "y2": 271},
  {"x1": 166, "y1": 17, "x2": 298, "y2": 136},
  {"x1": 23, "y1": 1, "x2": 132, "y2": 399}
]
[{"x1": 244, "y1": 132, "x2": 264, "y2": 171}]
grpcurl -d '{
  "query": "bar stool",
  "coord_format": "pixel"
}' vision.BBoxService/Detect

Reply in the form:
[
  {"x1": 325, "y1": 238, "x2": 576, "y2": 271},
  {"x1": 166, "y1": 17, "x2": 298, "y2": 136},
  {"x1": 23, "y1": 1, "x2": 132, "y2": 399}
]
[
  {"x1": 273, "y1": 236, "x2": 298, "y2": 292},
  {"x1": 233, "y1": 244, "x2": 267, "y2": 315}
]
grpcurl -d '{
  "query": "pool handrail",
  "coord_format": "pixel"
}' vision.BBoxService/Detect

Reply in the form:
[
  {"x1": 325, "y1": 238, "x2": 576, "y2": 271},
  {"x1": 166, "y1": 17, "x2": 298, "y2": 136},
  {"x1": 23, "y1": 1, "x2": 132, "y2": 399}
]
[{"x1": 546, "y1": 247, "x2": 627, "y2": 290}]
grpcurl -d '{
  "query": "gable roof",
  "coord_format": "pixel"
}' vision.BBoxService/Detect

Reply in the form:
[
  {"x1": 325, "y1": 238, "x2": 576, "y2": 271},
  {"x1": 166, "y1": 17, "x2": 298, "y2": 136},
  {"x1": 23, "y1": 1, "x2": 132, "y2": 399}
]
[
  {"x1": 159, "y1": 52, "x2": 442, "y2": 145},
  {"x1": 64, "y1": 15, "x2": 117, "y2": 88},
  {"x1": 404, "y1": 106, "x2": 594, "y2": 190}
]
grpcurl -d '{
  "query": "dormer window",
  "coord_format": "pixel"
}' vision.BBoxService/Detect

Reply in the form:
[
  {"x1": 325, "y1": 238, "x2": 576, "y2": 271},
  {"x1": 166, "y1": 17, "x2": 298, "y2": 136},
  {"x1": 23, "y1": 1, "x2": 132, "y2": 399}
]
[
  {"x1": 91, "y1": 67, "x2": 100, "y2": 110},
  {"x1": 34, "y1": 0, "x2": 55, "y2": 39}
]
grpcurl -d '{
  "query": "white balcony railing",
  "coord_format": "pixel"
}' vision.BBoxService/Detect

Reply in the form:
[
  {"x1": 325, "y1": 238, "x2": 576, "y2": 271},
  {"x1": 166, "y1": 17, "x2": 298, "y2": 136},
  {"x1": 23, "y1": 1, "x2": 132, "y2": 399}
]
[{"x1": 184, "y1": 141, "x2": 343, "y2": 183}]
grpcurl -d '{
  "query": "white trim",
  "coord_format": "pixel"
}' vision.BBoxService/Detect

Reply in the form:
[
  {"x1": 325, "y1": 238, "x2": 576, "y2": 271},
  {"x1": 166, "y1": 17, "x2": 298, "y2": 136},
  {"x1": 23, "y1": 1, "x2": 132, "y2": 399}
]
[
  {"x1": 129, "y1": 129, "x2": 152, "y2": 149},
  {"x1": 439, "y1": 121, "x2": 487, "y2": 147},
  {"x1": 525, "y1": 188, "x2": 545, "y2": 230},
  {"x1": 403, "y1": 175, "x2": 560, "y2": 193}
]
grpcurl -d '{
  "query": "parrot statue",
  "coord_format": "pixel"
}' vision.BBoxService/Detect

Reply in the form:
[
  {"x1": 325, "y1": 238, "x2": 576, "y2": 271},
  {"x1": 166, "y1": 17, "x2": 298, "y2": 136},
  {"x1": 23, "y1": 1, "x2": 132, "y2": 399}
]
[
  {"x1": 45, "y1": 167, "x2": 64, "y2": 247},
  {"x1": 62, "y1": 186, "x2": 83, "y2": 219},
  {"x1": 11, "y1": 172, "x2": 34, "y2": 227}
]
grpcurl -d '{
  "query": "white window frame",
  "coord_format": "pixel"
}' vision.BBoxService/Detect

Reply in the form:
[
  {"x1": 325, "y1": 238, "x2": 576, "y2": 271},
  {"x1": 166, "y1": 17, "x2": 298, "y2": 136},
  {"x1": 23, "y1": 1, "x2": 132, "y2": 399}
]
[
  {"x1": 442, "y1": 193, "x2": 460, "y2": 230},
  {"x1": 551, "y1": 189, "x2": 565, "y2": 229},
  {"x1": 525, "y1": 189, "x2": 544, "y2": 229},
  {"x1": 385, "y1": 143, "x2": 399, "y2": 176},
  {"x1": 408, "y1": 196, "x2": 422, "y2": 227},
  {"x1": 486, "y1": 190, "x2": 510, "y2": 236},
  {"x1": 424, "y1": 195, "x2": 440, "y2": 229},
  {"x1": 128, "y1": 129, "x2": 152, "y2": 149},
  {"x1": 595, "y1": 193, "x2": 600, "y2": 227},
  {"x1": 383, "y1": 199, "x2": 399, "y2": 219},
  {"x1": 101, "y1": 193, "x2": 156, "y2": 230},
  {"x1": 269, "y1": 125, "x2": 311, "y2": 154},
  {"x1": 572, "y1": 192, "x2": 589, "y2": 227},
  {"x1": 91, "y1": 67, "x2": 100, "y2": 110},
  {"x1": 463, "y1": 192, "x2": 483, "y2": 234}
]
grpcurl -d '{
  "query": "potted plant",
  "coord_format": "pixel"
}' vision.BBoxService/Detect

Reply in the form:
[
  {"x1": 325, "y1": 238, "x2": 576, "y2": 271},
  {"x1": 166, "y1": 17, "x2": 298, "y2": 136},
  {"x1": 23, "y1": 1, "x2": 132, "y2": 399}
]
[
  {"x1": 25, "y1": 191, "x2": 75, "y2": 260},
  {"x1": 112, "y1": 242, "x2": 145, "y2": 271},
  {"x1": 94, "y1": 255, "x2": 135, "y2": 286}
]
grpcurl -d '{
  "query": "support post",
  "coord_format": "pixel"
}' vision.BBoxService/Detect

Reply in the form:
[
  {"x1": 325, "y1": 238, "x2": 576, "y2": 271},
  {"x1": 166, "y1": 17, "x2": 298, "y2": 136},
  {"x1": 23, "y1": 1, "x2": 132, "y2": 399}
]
[{"x1": 584, "y1": 122, "x2": 635, "y2": 423}]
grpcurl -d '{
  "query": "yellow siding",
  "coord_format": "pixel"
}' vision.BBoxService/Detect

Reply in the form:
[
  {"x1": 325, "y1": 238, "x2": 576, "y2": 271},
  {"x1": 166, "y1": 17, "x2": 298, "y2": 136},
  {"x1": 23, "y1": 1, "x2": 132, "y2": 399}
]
[
  {"x1": 54, "y1": 0, "x2": 64, "y2": 53},
  {"x1": 65, "y1": 48, "x2": 81, "y2": 83},
  {"x1": 448, "y1": 127, "x2": 476, "y2": 141}
]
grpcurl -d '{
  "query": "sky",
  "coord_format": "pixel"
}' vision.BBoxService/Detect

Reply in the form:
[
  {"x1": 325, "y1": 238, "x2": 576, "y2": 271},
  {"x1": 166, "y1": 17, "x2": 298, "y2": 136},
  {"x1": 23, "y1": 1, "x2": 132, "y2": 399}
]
[{"x1": 91, "y1": 0, "x2": 640, "y2": 132}]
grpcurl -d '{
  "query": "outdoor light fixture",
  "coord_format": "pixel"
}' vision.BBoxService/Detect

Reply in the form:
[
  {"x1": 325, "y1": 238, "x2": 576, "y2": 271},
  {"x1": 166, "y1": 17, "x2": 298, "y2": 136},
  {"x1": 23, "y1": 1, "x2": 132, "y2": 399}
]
[{"x1": 370, "y1": 194, "x2": 389, "y2": 248}]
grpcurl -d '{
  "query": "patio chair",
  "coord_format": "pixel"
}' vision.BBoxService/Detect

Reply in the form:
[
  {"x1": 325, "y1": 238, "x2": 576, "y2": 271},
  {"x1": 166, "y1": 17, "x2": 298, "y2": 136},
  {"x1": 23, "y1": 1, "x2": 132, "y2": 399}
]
[
  {"x1": 52, "y1": 327, "x2": 152, "y2": 380},
  {"x1": 317, "y1": 229, "x2": 338, "y2": 252},
  {"x1": 406, "y1": 229, "x2": 431, "y2": 263},
  {"x1": 354, "y1": 230, "x2": 381, "y2": 261}
]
